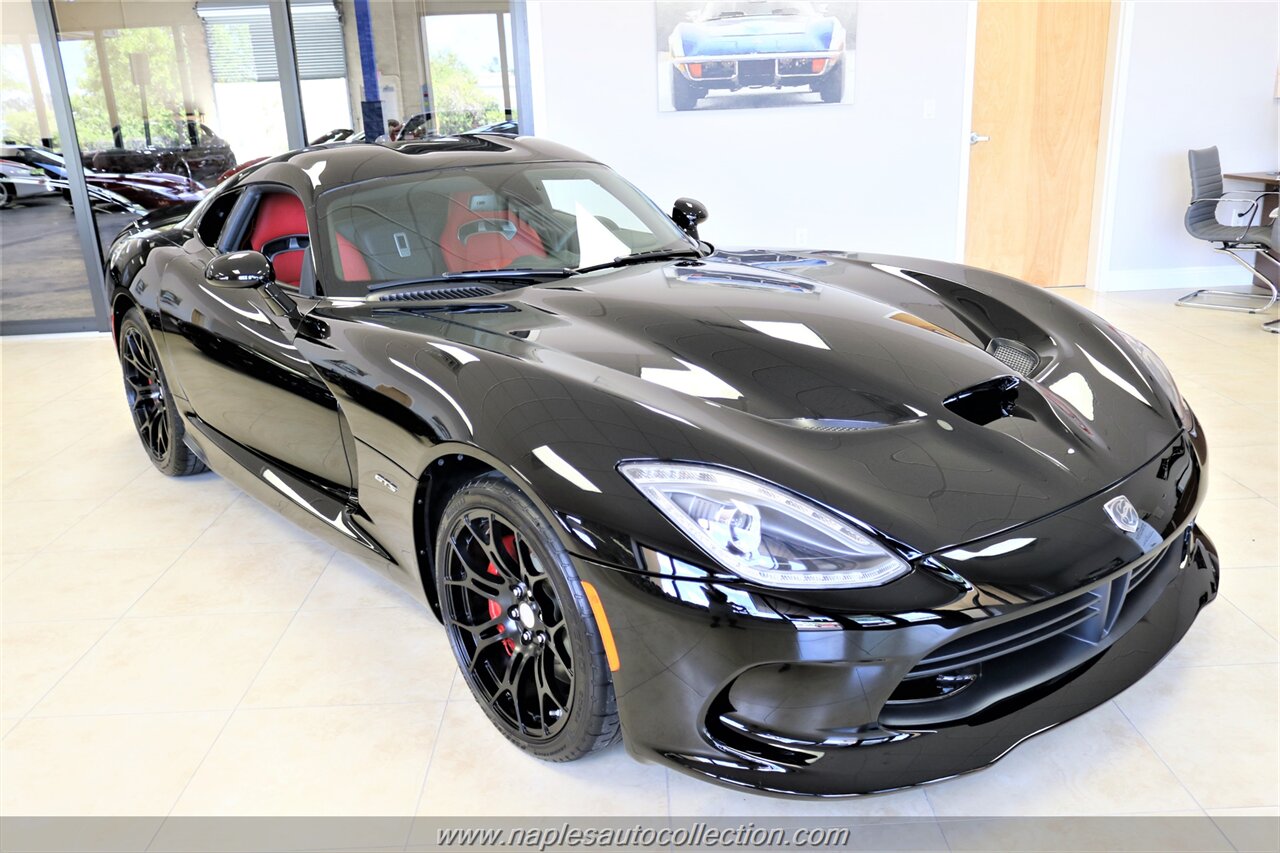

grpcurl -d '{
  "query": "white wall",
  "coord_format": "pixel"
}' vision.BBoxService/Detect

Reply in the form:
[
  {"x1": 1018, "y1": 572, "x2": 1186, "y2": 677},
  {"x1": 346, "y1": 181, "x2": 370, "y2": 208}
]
[
  {"x1": 526, "y1": 1, "x2": 1279, "y2": 290},
  {"x1": 526, "y1": 0, "x2": 971, "y2": 261},
  {"x1": 1096, "y1": 1, "x2": 1279, "y2": 291}
]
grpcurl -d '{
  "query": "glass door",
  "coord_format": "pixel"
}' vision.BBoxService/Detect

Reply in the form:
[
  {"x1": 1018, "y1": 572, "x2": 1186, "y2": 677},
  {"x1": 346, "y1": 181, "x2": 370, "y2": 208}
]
[
  {"x1": 419, "y1": 4, "x2": 515, "y2": 137},
  {"x1": 50, "y1": 0, "x2": 295, "y2": 263},
  {"x1": 0, "y1": 0, "x2": 97, "y2": 332}
]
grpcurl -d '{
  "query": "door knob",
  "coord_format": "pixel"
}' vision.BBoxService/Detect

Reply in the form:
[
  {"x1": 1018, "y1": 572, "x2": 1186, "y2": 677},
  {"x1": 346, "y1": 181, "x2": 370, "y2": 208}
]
[{"x1": 970, "y1": 132, "x2": 991, "y2": 145}]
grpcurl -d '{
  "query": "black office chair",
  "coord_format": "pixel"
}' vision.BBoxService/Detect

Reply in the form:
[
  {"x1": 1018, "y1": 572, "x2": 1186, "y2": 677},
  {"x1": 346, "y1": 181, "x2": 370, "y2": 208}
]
[{"x1": 1176, "y1": 146, "x2": 1278, "y2": 319}]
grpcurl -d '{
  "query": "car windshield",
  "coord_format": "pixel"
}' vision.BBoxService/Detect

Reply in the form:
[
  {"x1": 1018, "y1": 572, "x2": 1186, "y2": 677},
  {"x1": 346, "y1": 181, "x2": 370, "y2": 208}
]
[
  {"x1": 317, "y1": 161, "x2": 695, "y2": 295},
  {"x1": 700, "y1": 1, "x2": 817, "y2": 20}
]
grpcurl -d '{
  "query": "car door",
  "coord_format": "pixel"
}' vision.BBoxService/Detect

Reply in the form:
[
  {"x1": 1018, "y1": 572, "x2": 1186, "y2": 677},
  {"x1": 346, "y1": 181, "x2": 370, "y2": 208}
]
[{"x1": 156, "y1": 184, "x2": 354, "y2": 489}]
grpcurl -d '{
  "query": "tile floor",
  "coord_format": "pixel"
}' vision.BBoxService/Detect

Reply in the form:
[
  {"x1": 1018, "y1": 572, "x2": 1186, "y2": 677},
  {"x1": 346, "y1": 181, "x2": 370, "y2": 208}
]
[{"x1": 0, "y1": 288, "x2": 1275, "y2": 821}]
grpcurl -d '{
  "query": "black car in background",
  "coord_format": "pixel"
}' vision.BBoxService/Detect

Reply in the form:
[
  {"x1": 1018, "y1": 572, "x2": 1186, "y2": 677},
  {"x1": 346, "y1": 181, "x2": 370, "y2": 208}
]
[
  {"x1": 83, "y1": 120, "x2": 235, "y2": 184},
  {"x1": 1, "y1": 143, "x2": 204, "y2": 213},
  {"x1": 104, "y1": 135, "x2": 1217, "y2": 797}
]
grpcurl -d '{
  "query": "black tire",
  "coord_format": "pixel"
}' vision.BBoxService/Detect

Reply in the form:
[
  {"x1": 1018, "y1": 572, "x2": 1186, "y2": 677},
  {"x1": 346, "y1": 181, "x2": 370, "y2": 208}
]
[
  {"x1": 672, "y1": 67, "x2": 703, "y2": 111},
  {"x1": 0, "y1": 181, "x2": 14, "y2": 209},
  {"x1": 435, "y1": 473, "x2": 620, "y2": 761},
  {"x1": 813, "y1": 63, "x2": 845, "y2": 103},
  {"x1": 117, "y1": 308, "x2": 207, "y2": 477}
]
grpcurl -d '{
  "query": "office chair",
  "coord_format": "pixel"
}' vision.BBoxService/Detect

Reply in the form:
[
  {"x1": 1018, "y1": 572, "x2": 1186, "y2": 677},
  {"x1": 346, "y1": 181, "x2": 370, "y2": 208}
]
[
  {"x1": 1265, "y1": 211, "x2": 1280, "y2": 334},
  {"x1": 1176, "y1": 146, "x2": 1278, "y2": 318}
]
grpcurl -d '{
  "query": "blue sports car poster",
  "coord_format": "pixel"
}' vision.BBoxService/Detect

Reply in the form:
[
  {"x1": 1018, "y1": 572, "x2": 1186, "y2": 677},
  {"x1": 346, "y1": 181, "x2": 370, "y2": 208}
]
[{"x1": 656, "y1": 0, "x2": 857, "y2": 111}]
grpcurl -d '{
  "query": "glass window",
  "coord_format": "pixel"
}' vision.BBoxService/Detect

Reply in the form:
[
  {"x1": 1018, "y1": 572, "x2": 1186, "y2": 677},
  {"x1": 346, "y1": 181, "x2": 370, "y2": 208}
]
[
  {"x1": 288, "y1": 0, "x2": 353, "y2": 143},
  {"x1": 195, "y1": 187, "x2": 241, "y2": 246},
  {"x1": 423, "y1": 9, "x2": 516, "y2": 136},
  {"x1": 0, "y1": 2, "x2": 96, "y2": 331},
  {"x1": 540, "y1": 178, "x2": 648, "y2": 232},
  {"x1": 48, "y1": 0, "x2": 296, "y2": 266},
  {"x1": 317, "y1": 162, "x2": 690, "y2": 293}
]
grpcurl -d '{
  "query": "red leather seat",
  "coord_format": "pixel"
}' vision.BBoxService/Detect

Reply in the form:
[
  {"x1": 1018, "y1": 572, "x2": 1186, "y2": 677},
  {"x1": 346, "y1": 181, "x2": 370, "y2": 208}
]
[
  {"x1": 334, "y1": 233, "x2": 370, "y2": 282},
  {"x1": 439, "y1": 192, "x2": 545, "y2": 272},
  {"x1": 249, "y1": 192, "x2": 371, "y2": 286},
  {"x1": 248, "y1": 194, "x2": 309, "y2": 287}
]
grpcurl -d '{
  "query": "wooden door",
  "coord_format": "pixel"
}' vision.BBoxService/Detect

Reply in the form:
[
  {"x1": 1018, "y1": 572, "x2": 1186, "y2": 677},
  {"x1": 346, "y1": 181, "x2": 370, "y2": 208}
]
[{"x1": 965, "y1": 1, "x2": 1112, "y2": 287}]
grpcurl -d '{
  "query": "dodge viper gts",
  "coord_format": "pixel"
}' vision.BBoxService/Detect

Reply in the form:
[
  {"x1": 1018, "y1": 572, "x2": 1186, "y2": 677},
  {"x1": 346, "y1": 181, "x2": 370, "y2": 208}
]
[
  {"x1": 668, "y1": 1, "x2": 848, "y2": 110},
  {"x1": 105, "y1": 134, "x2": 1217, "y2": 796}
]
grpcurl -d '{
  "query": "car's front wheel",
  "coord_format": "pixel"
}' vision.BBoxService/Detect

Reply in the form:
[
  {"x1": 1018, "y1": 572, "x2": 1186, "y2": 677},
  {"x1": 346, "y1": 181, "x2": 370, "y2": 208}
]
[
  {"x1": 117, "y1": 308, "x2": 207, "y2": 477},
  {"x1": 435, "y1": 473, "x2": 620, "y2": 761}
]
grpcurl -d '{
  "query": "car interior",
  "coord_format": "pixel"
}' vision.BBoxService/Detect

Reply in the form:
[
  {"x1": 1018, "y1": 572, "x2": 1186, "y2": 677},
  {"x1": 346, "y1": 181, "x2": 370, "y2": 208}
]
[
  {"x1": 205, "y1": 169, "x2": 674, "y2": 298},
  {"x1": 321, "y1": 174, "x2": 565, "y2": 287}
]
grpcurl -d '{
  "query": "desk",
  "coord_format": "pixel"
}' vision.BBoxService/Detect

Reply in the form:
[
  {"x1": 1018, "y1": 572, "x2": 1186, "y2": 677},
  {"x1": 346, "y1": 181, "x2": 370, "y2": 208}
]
[{"x1": 1223, "y1": 171, "x2": 1278, "y2": 290}]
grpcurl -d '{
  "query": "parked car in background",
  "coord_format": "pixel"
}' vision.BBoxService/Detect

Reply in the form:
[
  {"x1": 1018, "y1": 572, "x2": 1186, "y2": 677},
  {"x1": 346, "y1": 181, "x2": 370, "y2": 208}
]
[
  {"x1": 466, "y1": 119, "x2": 520, "y2": 136},
  {"x1": 0, "y1": 158, "x2": 53, "y2": 207},
  {"x1": 668, "y1": 0, "x2": 848, "y2": 110},
  {"x1": 1, "y1": 143, "x2": 205, "y2": 213},
  {"x1": 82, "y1": 120, "x2": 235, "y2": 184},
  {"x1": 309, "y1": 128, "x2": 358, "y2": 145},
  {"x1": 75, "y1": 170, "x2": 206, "y2": 213},
  {"x1": 216, "y1": 157, "x2": 268, "y2": 185}
]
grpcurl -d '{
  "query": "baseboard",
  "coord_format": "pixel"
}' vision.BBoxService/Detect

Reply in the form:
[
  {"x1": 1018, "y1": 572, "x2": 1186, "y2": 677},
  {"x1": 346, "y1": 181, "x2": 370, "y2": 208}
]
[{"x1": 1094, "y1": 264, "x2": 1257, "y2": 292}]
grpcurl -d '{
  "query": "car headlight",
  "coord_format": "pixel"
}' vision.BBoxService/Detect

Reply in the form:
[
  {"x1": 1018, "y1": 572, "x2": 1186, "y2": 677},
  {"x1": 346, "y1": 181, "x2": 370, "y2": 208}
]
[
  {"x1": 1118, "y1": 330, "x2": 1191, "y2": 424},
  {"x1": 617, "y1": 462, "x2": 910, "y2": 589}
]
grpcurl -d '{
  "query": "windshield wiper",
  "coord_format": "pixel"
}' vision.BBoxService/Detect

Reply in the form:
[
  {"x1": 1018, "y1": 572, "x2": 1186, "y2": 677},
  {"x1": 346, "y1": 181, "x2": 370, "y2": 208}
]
[
  {"x1": 573, "y1": 248, "x2": 706, "y2": 275},
  {"x1": 368, "y1": 268, "x2": 572, "y2": 292}
]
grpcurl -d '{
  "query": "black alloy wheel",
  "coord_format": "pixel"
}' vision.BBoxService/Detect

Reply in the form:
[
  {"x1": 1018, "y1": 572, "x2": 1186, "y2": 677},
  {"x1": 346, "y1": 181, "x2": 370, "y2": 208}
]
[
  {"x1": 436, "y1": 474, "x2": 619, "y2": 761},
  {"x1": 117, "y1": 308, "x2": 206, "y2": 476}
]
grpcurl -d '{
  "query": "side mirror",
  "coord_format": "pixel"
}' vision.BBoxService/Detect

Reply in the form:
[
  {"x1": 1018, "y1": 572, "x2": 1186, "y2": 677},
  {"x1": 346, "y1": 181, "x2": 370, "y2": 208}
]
[
  {"x1": 671, "y1": 197, "x2": 708, "y2": 240},
  {"x1": 205, "y1": 250, "x2": 274, "y2": 288}
]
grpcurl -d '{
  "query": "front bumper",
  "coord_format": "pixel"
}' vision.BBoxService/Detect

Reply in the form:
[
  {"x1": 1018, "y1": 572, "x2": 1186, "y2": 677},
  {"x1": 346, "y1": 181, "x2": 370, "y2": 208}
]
[{"x1": 572, "y1": 431, "x2": 1217, "y2": 796}]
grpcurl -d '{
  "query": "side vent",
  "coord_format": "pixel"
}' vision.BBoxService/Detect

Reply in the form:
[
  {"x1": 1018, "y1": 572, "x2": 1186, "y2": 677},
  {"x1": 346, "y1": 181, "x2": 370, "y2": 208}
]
[
  {"x1": 377, "y1": 284, "x2": 498, "y2": 302},
  {"x1": 944, "y1": 375, "x2": 1020, "y2": 426},
  {"x1": 986, "y1": 337, "x2": 1040, "y2": 376}
]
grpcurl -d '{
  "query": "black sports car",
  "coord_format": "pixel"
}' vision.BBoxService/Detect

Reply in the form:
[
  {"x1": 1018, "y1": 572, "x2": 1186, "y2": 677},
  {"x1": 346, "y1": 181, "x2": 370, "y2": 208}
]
[{"x1": 105, "y1": 135, "x2": 1217, "y2": 797}]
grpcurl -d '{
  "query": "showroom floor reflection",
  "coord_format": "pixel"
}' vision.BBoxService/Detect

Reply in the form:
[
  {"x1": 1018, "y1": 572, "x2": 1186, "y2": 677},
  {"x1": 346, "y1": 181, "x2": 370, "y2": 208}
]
[{"x1": 1, "y1": 287, "x2": 1275, "y2": 820}]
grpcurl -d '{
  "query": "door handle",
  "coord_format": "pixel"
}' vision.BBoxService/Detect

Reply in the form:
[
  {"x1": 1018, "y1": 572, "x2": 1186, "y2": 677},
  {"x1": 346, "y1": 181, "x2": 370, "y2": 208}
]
[{"x1": 970, "y1": 132, "x2": 991, "y2": 145}]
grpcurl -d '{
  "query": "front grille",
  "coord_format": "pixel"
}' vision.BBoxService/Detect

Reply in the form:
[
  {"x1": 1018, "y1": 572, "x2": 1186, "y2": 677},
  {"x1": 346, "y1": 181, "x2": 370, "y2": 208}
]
[
  {"x1": 903, "y1": 591, "x2": 1103, "y2": 681},
  {"x1": 739, "y1": 59, "x2": 776, "y2": 86},
  {"x1": 884, "y1": 542, "x2": 1176, "y2": 718}
]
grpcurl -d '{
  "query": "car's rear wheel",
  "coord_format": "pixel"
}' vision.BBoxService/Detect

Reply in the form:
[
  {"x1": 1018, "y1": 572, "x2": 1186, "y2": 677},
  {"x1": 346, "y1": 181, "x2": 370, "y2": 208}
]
[
  {"x1": 118, "y1": 308, "x2": 207, "y2": 477},
  {"x1": 435, "y1": 473, "x2": 619, "y2": 761},
  {"x1": 0, "y1": 181, "x2": 14, "y2": 209},
  {"x1": 813, "y1": 63, "x2": 845, "y2": 103},
  {"x1": 672, "y1": 68, "x2": 703, "y2": 111}
]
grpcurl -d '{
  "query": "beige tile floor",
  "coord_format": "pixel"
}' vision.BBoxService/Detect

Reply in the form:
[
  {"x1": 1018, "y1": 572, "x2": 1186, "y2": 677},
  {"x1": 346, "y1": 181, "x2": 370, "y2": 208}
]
[{"x1": 0, "y1": 288, "x2": 1275, "y2": 820}]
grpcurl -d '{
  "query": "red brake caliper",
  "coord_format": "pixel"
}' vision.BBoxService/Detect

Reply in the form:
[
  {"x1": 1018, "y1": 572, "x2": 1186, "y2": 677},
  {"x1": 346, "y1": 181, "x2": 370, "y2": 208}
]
[{"x1": 487, "y1": 534, "x2": 519, "y2": 656}]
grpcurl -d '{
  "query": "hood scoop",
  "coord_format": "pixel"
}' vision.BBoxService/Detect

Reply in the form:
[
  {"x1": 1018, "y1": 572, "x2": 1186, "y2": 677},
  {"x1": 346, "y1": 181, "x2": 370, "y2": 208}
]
[
  {"x1": 377, "y1": 283, "x2": 498, "y2": 303},
  {"x1": 985, "y1": 337, "x2": 1041, "y2": 377},
  {"x1": 944, "y1": 375, "x2": 1021, "y2": 426}
]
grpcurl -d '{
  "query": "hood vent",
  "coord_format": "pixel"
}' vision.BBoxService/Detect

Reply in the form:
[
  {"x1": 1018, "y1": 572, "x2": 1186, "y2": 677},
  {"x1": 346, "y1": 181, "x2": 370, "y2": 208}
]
[
  {"x1": 377, "y1": 284, "x2": 498, "y2": 303},
  {"x1": 944, "y1": 375, "x2": 1020, "y2": 426},
  {"x1": 986, "y1": 337, "x2": 1040, "y2": 377}
]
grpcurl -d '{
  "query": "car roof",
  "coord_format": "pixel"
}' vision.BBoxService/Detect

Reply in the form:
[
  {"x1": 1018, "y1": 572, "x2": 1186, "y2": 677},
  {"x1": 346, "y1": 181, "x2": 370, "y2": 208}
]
[{"x1": 239, "y1": 134, "x2": 600, "y2": 197}]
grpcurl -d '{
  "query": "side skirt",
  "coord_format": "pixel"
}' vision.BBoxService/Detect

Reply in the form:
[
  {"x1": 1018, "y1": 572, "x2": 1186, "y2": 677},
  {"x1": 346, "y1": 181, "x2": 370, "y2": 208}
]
[{"x1": 183, "y1": 415, "x2": 394, "y2": 563}]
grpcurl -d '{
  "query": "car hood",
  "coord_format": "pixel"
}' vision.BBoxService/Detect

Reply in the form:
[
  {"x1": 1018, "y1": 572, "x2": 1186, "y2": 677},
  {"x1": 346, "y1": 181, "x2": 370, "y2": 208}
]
[{"x1": 333, "y1": 252, "x2": 1185, "y2": 555}]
